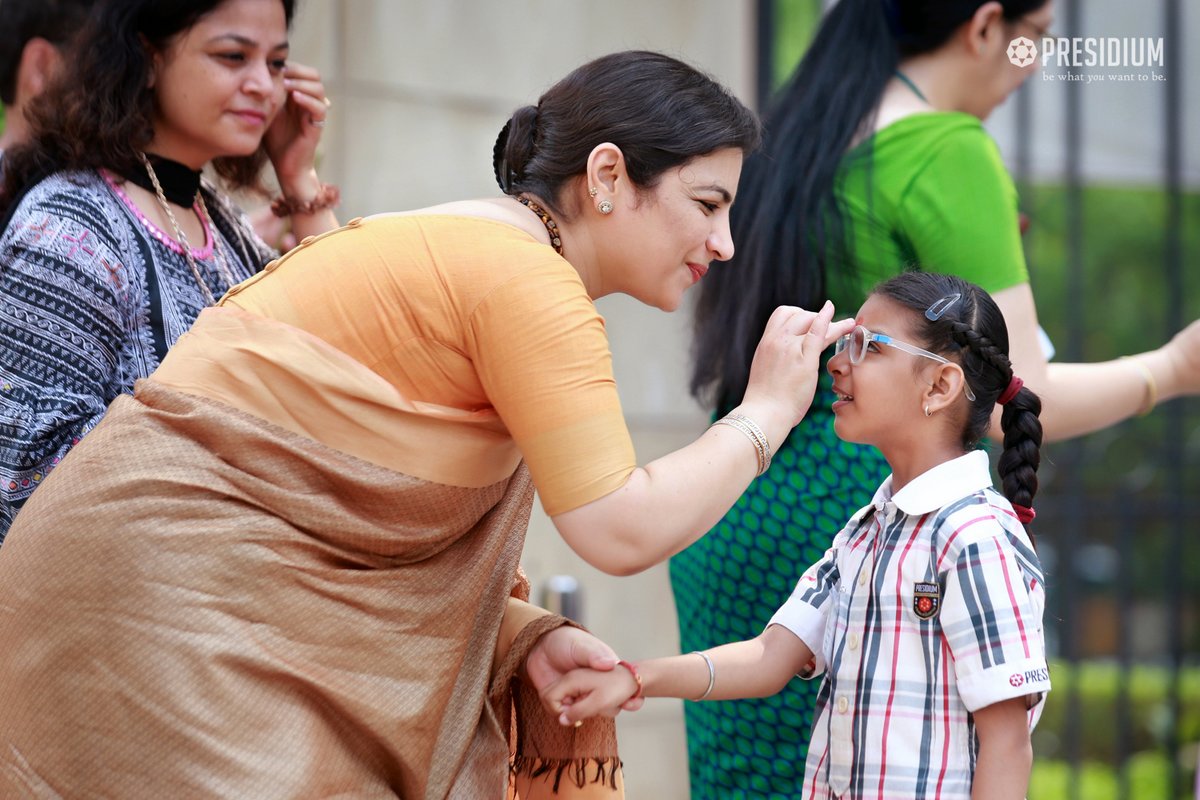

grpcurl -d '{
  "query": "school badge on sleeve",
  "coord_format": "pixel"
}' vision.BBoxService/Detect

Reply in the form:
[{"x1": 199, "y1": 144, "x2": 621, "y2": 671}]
[{"x1": 913, "y1": 582, "x2": 940, "y2": 619}]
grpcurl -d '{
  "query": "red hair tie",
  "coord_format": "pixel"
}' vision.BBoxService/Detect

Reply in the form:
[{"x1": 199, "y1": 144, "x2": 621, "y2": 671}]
[
  {"x1": 1012, "y1": 504, "x2": 1037, "y2": 524},
  {"x1": 997, "y1": 375, "x2": 1024, "y2": 406}
]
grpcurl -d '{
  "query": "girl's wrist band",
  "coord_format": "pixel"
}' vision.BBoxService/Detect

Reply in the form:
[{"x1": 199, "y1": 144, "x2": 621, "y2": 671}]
[
  {"x1": 691, "y1": 650, "x2": 716, "y2": 701},
  {"x1": 711, "y1": 412, "x2": 772, "y2": 476},
  {"x1": 617, "y1": 659, "x2": 643, "y2": 702}
]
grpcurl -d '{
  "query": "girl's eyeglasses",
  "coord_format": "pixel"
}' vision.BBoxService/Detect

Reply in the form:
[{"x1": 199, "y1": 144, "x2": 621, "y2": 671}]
[{"x1": 833, "y1": 325, "x2": 977, "y2": 401}]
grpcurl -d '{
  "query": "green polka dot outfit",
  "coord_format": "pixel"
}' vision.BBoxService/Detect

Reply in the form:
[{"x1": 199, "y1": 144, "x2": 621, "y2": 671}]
[{"x1": 669, "y1": 371, "x2": 889, "y2": 799}]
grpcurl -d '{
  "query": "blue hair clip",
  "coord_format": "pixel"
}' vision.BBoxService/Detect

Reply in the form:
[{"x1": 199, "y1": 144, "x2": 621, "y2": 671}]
[{"x1": 925, "y1": 293, "x2": 961, "y2": 321}]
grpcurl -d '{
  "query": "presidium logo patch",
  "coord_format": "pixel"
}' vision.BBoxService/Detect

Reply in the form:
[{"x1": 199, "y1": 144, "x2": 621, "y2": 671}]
[{"x1": 913, "y1": 582, "x2": 940, "y2": 619}]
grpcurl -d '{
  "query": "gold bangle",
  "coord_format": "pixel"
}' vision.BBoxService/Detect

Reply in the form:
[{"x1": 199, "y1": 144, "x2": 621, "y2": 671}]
[
  {"x1": 690, "y1": 651, "x2": 716, "y2": 701},
  {"x1": 1122, "y1": 357, "x2": 1158, "y2": 416},
  {"x1": 711, "y1": 412, "x2": 772, "y2": 476}
]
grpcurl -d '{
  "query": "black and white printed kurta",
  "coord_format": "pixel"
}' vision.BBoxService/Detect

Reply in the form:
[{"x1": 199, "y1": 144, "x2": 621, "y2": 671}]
[{"x1": 0, "y1": 169, "x2": 273, "y2": 538}]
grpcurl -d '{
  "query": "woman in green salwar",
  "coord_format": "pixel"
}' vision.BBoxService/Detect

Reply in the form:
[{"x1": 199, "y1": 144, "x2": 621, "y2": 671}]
[{"x1": 674, "y1": 0, "x2": 1200, "y2": 796}]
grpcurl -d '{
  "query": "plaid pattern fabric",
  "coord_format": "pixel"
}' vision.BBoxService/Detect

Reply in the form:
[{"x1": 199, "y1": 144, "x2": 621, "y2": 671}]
[{"x1": 770, "y1": 450, "x2": 1050, "y2": 799}]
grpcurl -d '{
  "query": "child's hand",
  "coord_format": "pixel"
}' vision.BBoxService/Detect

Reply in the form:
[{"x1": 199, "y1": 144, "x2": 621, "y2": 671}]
[
  {"x1": 523, "y1": 626, "x2": 645, "y2": 717},
  {"x1": 543, "y1": 666, "x2": 641, "y2": 727}
]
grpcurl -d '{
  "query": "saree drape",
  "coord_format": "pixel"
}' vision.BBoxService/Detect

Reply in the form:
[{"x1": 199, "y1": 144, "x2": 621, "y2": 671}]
[{"x1": 0, "y1": 380, "x2": 619, "y2": 798}]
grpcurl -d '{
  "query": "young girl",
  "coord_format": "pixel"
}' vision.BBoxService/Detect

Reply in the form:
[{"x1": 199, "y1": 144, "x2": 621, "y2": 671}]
[{"x1": 549, "y1": 271, "x2": 1051, "y2": 800}]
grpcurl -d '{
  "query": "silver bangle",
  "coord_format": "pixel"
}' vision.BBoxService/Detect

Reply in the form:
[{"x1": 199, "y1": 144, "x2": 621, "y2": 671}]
[
  {"x1": 711, "y1": 412, "x2": 772, "y2": 476},
  {"x1": 691, "y1": 650, "x2": 716, "y2": 701}
]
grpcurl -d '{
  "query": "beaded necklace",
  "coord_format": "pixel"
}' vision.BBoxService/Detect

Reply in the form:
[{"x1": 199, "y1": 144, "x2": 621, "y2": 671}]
[
  {"x1": 140, "y1": 153, "x2": 237, "y2": 306},
  {"x1": 516, "y1": 195, "x2": 564, "y2": 256}
]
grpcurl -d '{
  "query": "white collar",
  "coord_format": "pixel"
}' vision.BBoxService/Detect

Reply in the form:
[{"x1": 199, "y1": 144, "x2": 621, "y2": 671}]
[{"x1": 871, "y1": 450, "x2": 993, "y2": 516}]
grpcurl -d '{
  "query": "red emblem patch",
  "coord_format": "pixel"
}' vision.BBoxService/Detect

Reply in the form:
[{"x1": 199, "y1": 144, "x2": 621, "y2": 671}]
[
  {"x1": 913, "y1": 582, "x2": 940, "y2": 619},
  {"x1": 1010, "y1": 673, "x2": 1025, "y2": 687}
]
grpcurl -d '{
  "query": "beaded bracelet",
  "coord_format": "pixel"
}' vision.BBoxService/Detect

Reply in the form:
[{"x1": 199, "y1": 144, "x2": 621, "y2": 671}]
[
  {"x1": 617, "y1": 659, "x2": 644, "y2": 702},
  {"x1": 270, "y1": 182, "x2": 341, "y2": 218},
  {"x1": 711, "y1": 412, "x2": 772, "y2": 476}
]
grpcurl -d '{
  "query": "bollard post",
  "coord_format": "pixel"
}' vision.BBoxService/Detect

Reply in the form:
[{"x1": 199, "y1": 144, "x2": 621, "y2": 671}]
[{"x1": 539, "y1": 574, "x2": 584, "y2": 625}]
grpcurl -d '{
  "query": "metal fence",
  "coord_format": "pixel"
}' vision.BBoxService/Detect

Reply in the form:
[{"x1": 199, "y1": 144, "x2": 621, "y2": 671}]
[{"x1": 759, "y1": 0, "x2": 1198, "y2": 796}]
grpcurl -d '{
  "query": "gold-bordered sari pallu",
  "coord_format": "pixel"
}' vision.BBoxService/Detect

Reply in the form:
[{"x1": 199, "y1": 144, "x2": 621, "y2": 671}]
[{"x1": 0, "y1": 378, "x2": 620, "y2": 798}]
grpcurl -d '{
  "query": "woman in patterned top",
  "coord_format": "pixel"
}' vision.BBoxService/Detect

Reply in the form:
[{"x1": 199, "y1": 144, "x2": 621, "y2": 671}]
[
  {"x1": 0, "y1": 0, "x2": 337, "y2": 536},
  {"x1": 550, "y1": 271, "x2": 1051, "y2": 800}
]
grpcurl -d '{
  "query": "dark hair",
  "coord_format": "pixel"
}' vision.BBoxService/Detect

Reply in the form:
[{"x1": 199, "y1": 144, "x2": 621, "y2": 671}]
[
  {"x1": 0, "y1": 0, "x2": 297, "y2": 215},
  {"x1": 491, "y1": 50, "x2": 761, "y2": 218},
  {"x1": 874, "y1": 271, "x2": 1043, "y2": 533},
  {"x1": 690, "y1": 0, "x2": 1047, "y2": 414},
  {"x1": 0, "y1": 0, "x2": 96, "y2": 106}
]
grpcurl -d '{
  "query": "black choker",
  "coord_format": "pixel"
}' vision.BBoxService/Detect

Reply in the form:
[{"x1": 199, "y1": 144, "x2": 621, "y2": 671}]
[{"x1": 121, "y1": 153, "x2": 202, "y2": 207}]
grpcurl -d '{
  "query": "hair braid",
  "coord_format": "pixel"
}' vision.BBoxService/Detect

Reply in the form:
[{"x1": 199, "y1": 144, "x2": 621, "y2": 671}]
[
  {"x1": 949, "y1": 319, "x2": 1043, "y2": 535},
  {"x1": 875, "y1": 272, "x2": 1045, "y2": 538}
]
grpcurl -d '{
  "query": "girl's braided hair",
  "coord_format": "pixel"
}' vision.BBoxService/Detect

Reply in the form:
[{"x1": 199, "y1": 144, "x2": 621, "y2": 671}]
[{"x1": 874, "y1": 272, "x2": 1043, "y2": 534}]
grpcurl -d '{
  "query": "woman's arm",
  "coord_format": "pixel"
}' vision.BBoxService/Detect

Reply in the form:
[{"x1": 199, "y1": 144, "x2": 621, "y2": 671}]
[
  {"x1": 263, "y1": 62, "x2": 338, "y2": 238},
  {"x1": 0, "y1": 199, "x2": 124, "y2": 534},
  {"x1": 970, "y1": 697, "x2": 1033, "y2": 800},
  {"x1": 546, "y1": 624, "x2": 814, "y2": 725},
  {"x1": 992, "y1": 283, "x2": 1200, "y2": 442},
  {"x1": 898, "y1": 128, "x2": 1199, "y2": 440},
  {"x1": 551, "y1": 303, "x2": 853, "y2": 576}
]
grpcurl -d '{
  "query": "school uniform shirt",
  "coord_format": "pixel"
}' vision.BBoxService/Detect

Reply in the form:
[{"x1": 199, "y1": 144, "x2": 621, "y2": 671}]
[{"x1": 770, "y1": 449, "x2": 1051, "y2": 800}]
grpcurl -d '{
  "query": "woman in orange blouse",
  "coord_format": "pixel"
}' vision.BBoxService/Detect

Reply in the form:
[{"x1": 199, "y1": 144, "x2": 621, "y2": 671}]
[{"x1": 0, "y1": 50, "x2": 853, "y2": 798}]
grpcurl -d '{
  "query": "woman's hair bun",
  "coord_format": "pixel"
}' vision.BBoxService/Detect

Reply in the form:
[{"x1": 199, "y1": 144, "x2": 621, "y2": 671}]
[{"x1": 492, "y1": 105, "x2": 538, "y2": 194}]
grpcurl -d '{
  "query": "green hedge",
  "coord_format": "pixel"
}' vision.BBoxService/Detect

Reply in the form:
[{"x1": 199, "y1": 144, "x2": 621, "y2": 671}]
[{"x1": 1030, "y1": 660, "x2": 1200, "y2": 799}]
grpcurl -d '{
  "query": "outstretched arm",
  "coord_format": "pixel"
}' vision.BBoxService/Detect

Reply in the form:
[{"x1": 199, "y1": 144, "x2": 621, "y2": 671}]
[
  {"x1": 552, "y1": 303, "x2": 854, "y2": 576},
  {"x1": 546, "y1": 624, "x2": 814, "y2": 726},
  {"x1": 993, "y1": 284, "x2": 1200, "y2": 441}
]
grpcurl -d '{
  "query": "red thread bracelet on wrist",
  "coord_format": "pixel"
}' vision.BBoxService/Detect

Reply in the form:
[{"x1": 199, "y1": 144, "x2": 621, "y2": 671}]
[{"x1": 617, "y1": 659, "x2": 644, "y2": 701}]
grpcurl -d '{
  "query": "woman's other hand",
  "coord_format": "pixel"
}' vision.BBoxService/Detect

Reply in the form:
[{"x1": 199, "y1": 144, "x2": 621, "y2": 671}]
[
  {"x1": 524, "y1": 626, "x2": 644, "y2": 717},
  {"x1": 264, "y1": 61, "x2": 329, "y2": 191},
  {"x1": 1162, "y1": 318, "x2": 1200, "y2": 398},
  {"x1": 739, "y1": 301, "x2": 855, "y2": 433}
]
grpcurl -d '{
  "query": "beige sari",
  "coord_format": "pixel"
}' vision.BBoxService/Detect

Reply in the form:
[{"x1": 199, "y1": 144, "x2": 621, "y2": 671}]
[{"x1": 0, "y1": 378, "x2": 620, "y2": 798}]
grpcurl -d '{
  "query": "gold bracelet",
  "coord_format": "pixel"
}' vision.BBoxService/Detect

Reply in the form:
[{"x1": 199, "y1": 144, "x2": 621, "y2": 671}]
[
  {"x1": 691, "y1": 651, "x2": 716, "y2": 701},
  {"x1": 711, "y1": 412, "x2": 772, "y2": 476},
  {"x1": 1122, "y1": 357, "x2": 1158, "y2": 416}
]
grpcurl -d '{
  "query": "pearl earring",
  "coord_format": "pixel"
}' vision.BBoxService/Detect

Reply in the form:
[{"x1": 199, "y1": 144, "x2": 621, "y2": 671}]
[{"x1": 597, "y1": 199, "x2": 614, "y2": 215}]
